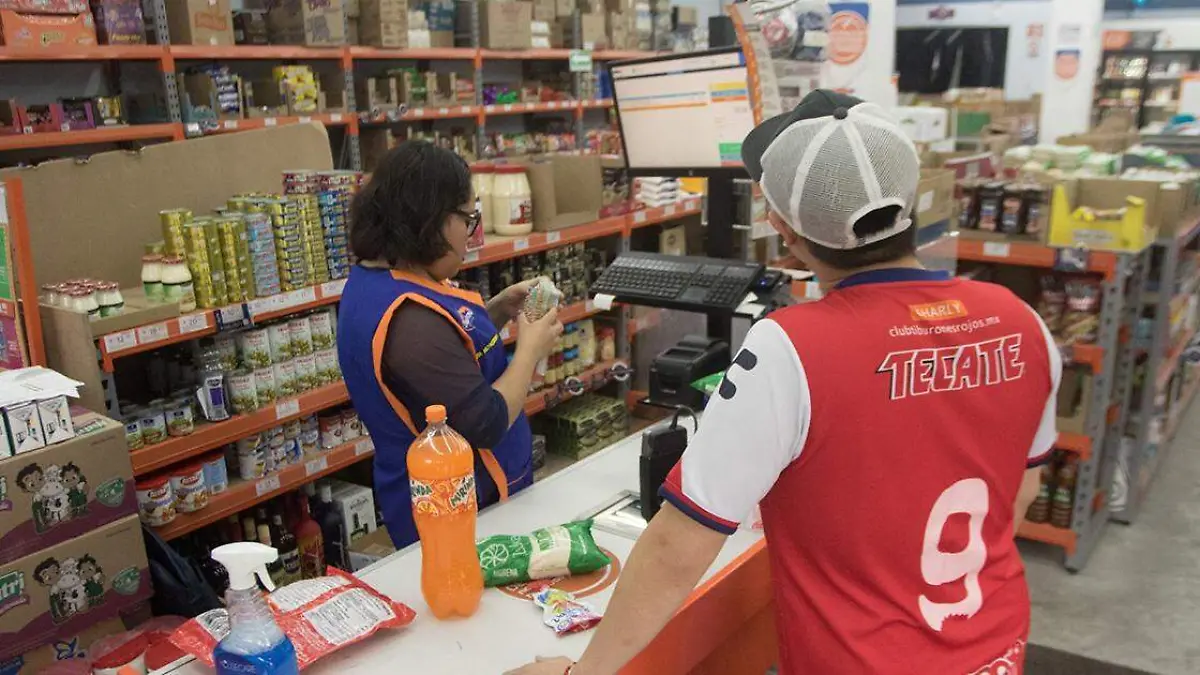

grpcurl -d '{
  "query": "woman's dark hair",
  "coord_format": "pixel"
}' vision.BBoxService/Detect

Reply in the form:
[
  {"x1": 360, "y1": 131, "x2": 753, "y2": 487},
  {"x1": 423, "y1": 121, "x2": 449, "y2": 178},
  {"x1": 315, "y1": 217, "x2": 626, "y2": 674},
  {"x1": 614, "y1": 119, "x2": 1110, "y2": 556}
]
[
  {"x1": 802, "y1": 205, "x2": 918, "y2": 271},
  {"x1": 350, "y1": 141, "x2": 472, "y2": 267}
]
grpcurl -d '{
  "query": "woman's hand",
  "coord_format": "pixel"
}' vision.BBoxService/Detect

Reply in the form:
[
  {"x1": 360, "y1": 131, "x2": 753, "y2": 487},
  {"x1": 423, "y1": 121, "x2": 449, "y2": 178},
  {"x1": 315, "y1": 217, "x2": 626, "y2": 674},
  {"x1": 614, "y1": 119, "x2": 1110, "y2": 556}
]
[
  {"x1": 488, "y1": 278, "x2": 540, "y2": 326},
  {"x1": 516, "y1": 307, "x2": 563, "y2": 361}
]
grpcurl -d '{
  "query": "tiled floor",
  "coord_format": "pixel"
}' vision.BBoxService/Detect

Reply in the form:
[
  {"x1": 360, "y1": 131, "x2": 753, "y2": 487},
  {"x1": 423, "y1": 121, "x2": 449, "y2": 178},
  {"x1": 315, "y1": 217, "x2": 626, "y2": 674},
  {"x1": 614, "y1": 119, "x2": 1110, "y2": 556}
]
[{"x1": 1023, "y1": 403, "x2": 1200, "y2": 675}]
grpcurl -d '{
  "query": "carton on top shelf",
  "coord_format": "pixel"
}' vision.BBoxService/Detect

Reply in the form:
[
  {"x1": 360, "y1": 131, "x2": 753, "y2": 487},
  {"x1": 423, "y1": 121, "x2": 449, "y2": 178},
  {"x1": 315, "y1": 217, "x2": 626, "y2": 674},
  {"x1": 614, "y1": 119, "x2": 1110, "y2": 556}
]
[
  {"x1": 164, "y1": 0, "x2": 234, "y2": 45},
  {"x1": 0, "y1": 10, "x2": 97, "y2": 48}
]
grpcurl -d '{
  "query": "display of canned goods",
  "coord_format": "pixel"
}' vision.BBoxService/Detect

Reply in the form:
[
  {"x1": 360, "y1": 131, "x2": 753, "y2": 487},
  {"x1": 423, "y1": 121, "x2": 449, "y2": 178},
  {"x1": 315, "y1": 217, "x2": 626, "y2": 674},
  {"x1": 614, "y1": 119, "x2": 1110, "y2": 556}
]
[
  {"x1": 253, "y1": 367, "x2": 278, "y2": 404},
  {"x1": 308, "y1": 310, "x2": 335, "y2": 349},
  {"x1": 237, "y1": 447, "x2": 266, "y2": 481},
  {"x1": 341, "y1": 409, "x2": 361, "y2": 440},
  {"x1": 267, "y1": 432, "x2": 286, "y2": 471},
  {"x1": 274, "y1": 359, "x2": 298, "y2": 397},
  {"x1": 166, "y1": 397, "x2": 195, "y2": 437},
  {"x1": 202, "y1": 452, "x2": 229, "y2": 495},
  {"x1": 315, "y1": 348, "x2": 339, "y2": 383},
  {"x1": 124, "y1": 413, "x2": 143, "y2": 450},
  {"x1": 267, "y1": 323, "x2": 292, "y2": 361},
  {"x1": 293, "y1": 353, "x2": 317, "y2": 390},
  {"x1": 287, "y1": 317, "x2": 314, "y2": 358},
  {"x1": 228, "y1": 369, "x2": 259, "y2": 414},
  {"x1": 237, "y1": 328, "x2": 272, "y2": 368},
  {"x1": 215, "y1": 335, "x2": 239, "y2": 371},
  {"x1": 300, "y1": 426, "x2": 319, "y2": 456},
  {"x1": 170, "y1": 462, "x2": 209, "y2": 513},
  {"x1": 136, "y1": 474, "x2": 176, "y2": 527},
  {"x1": 138, "y1": 404, "x2": 168, "y2": 445},
  {"x1": 318, "y1": 413, "x2": 343, "y2": 449}
]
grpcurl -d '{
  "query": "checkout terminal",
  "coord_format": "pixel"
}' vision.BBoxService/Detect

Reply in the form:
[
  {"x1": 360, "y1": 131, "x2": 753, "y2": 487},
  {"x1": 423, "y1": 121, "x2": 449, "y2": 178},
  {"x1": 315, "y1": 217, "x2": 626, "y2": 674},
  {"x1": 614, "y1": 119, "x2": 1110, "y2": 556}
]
[{"x1": 594, "y1": 48, "x2": 791, "y2": 522}]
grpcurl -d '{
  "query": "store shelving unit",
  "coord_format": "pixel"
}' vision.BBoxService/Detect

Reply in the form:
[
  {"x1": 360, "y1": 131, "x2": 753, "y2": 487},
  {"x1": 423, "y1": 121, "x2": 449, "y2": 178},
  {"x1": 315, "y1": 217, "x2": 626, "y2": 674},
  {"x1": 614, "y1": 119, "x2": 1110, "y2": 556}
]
[
  {"x1": 1094, "y1": 48, "x2": 1199, "y2": 129},
  {"x1": 957, "y1": 237, "x2": 1149, "y2": 571},
  {"x1": 1111, "y1": 213, "x2": 1200, "y2": 524}
]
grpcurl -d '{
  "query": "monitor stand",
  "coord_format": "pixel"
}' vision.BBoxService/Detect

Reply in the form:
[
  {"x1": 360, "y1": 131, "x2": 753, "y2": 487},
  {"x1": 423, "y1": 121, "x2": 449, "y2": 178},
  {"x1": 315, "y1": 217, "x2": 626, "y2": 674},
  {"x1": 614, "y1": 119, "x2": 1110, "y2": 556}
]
[{"x1": 704, "y1": 175, "x2": 737, "y2": 347}]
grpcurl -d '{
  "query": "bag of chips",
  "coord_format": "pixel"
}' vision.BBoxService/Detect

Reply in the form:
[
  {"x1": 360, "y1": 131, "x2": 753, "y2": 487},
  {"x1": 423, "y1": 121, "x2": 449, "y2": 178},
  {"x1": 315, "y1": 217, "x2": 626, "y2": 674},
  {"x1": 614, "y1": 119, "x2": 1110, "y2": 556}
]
[
  {"x1": 170, "y1": 568, "x2": 416, "y2": 669},
  {"x1": 477, "y1": 519, "x2": 611, "y2": 587}
]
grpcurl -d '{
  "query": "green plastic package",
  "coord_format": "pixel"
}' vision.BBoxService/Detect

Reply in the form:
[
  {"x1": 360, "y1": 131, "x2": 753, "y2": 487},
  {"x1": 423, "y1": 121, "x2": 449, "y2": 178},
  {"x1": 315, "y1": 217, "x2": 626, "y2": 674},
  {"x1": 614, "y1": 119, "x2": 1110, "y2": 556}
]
[
  {"x1": 691, "y1": 371, "x2": 726, "y2": 397},
  {"x1": 477, "y1": 520, "x2": 611, "y2": 587}
]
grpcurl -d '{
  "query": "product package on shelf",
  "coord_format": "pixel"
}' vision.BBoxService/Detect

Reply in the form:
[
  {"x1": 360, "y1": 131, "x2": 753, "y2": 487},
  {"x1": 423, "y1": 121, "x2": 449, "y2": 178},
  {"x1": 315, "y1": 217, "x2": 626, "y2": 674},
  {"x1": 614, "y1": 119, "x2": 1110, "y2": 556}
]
[
  {"x1": 0, "y1": 8, "x2": 97, "y2": 47},
  {"x1": 163, "y1": 0, "x2": 233, "y2": 45}
]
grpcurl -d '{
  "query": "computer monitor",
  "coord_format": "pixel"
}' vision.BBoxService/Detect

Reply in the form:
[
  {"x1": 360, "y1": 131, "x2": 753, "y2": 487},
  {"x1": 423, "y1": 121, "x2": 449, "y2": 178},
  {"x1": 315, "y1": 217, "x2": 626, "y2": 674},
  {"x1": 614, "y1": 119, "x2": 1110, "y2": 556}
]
[{"x1": 609, "y1": 47, "x2": 756, "y2": 178}]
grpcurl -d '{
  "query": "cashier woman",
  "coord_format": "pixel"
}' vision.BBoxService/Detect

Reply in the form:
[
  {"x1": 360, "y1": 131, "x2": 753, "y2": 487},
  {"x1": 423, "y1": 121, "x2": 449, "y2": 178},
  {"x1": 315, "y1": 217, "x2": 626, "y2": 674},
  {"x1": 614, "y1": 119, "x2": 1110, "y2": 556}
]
[{"x1": 337, "y1": 141, "x2": 563, "y2": 548}]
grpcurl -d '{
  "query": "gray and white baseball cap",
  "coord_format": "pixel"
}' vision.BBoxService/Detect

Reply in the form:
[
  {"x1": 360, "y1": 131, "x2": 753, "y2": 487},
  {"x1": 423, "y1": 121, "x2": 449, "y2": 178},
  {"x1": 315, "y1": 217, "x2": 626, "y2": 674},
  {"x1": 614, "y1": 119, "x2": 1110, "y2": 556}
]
[{"x1": 741, "y1": 90, "x2": 921, "y2": 250}]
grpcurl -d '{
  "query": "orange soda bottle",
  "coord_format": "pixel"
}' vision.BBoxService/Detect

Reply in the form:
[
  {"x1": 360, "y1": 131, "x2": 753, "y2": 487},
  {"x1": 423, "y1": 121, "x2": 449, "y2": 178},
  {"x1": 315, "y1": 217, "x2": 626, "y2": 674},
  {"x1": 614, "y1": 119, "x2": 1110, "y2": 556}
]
[{"x1": 407, "y1": 404, "x2": 483, "y2": 619}]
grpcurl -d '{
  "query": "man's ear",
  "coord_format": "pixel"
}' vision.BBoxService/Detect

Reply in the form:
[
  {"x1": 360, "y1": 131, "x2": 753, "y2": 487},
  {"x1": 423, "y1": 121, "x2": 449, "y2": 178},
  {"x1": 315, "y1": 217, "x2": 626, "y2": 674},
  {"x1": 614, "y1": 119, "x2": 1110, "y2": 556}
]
[{"x1": 769, "y1": 214, "x2": 799, "y2": 247}]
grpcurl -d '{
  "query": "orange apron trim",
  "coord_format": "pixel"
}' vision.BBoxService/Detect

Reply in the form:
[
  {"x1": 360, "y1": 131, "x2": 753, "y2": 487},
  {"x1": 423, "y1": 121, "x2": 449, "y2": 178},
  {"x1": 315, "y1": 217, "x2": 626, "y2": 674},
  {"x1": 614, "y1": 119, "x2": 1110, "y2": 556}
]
[
  {"x1": 390, "y1": 269, "x2": 487, "y2": 307},
  {"x1": 371, "y1": 290, "x2": 511, "y2": 500}
]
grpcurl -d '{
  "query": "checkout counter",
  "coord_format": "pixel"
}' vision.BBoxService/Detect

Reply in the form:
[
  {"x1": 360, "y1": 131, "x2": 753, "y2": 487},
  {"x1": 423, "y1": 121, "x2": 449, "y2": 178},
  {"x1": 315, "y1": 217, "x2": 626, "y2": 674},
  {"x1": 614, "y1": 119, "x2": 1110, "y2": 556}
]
[{"x1": 161, "y1": 420, "x2": 777, "y2": 675}]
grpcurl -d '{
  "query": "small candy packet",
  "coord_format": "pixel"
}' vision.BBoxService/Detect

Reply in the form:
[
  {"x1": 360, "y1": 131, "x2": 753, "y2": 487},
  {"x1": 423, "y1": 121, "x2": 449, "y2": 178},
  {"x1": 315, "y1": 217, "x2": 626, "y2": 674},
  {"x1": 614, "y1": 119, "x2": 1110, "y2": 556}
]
[
  {"x1": 523, "y1": 276, "x2": 563, "y2": 321},
  {"x1": 533, "y1": 588, "x2": 603, "y2": 636}
]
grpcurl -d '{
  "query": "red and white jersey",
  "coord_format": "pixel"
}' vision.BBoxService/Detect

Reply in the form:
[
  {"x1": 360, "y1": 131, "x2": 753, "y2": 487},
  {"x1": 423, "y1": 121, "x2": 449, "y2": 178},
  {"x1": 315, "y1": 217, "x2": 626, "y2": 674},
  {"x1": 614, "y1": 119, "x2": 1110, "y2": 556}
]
[{"x1": 660, "y1": 268, "x2": 1060, "y2": 675}]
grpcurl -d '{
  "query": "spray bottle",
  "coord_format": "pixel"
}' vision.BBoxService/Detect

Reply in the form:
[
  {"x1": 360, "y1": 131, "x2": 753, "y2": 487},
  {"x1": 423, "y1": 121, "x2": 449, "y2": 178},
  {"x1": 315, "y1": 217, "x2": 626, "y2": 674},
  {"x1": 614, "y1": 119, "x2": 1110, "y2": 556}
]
[{"x1": 210, "y1": 542, "x2": 299, "y2": 675}]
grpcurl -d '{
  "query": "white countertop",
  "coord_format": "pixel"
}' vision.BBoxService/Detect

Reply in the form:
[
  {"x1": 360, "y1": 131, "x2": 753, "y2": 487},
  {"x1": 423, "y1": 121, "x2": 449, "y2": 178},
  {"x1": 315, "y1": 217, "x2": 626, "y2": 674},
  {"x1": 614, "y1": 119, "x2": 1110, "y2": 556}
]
[{"x1": 165, "y1": 420, "x2": 763, "y2": 674}]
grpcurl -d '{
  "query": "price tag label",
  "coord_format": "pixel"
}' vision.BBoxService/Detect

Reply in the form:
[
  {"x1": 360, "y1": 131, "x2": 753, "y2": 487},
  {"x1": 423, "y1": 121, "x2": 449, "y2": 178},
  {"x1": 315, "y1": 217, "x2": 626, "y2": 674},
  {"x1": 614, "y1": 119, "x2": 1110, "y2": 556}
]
[
  {"x1": 331, "y1": 113, "x2": 344, "y2": 122},
  {"x1": 264, "y1": 118, "x2": 278, "y2": 127},
  {"x1": 305, "y1": 456, "x2": 328, "y2": 476},
  {"x1": 255, "y1": 475, "x2": 281, "y2": 497},
  {"x1": 217, "y1": 304, "x2": 247, "y2": 329},
  {"x1": 464, "y1": 251, "x2": 480, "y2": 263},
  {"x1": 247, "y1": 297, "x2": 274, "y2": 316},
  {"x1": 569, "y1": 49, "x2": 593, "y2": 73},
  {"x1": 222, "y1": 120, "x2": 238, "y2": 130},
  {"x1": 503, "y1": 104, "x2": 514, "y2": 112},
  {"x1": 60, "y1": 123, "x2": 71, "y2": 133},
  {"x1": 665, "y1": 205, "x2": 676, "y2": 216},
  {"x1": 438, "y1": 107, "x2": 449, "y2": 115},
  {"x1": 982, "y1": 242, "x2": 1011, "y2": 258},
  {"x1": 280, "y1": 287, "x2": 317, "y2": 310},
  {"x1": 585, "y1": 299, "x2": 595, "y2": 312},
  {"x1": 460, "y1": 106, "x2": 472, "y2": 114},
  {"x1": 103, "y1": 330, "x2": 138, "y2": 354},
  {"x1": 299, "y1": 116, "x2": 312, "y2": 124},
  {"x1": 514, "y1": 238, "x2": 530, "y2": 252},
  {"x1": 136, "y1": 323, "x2": 169, "y2": 344},
  {"x1": 500, "y1": 325, "x2": 512, "y2": 341},
  {"x1": 276, "y1": 399, "x2": 300, "y2": 419},
  {"x1": 413, "y1": 108, "x2": 426, "y2": 117},
  {"x1": 485, "y1": 105, "x2": 495, "y2": 113},
  {"x1": 320, "y1": 279, "x2": 347, "y2": 298},
  {"x1": 633, "y1": 211, "x2": 647, "y2": 224},
  {"x1": 178, "y1": 313, "x2": 210, "y2": 334},
  {"x1": 546, "y1": 231, "x2": 561, "y2": 244},
  {"x1": 355, "y1": 438, "x2": 375, "y2": 456}
]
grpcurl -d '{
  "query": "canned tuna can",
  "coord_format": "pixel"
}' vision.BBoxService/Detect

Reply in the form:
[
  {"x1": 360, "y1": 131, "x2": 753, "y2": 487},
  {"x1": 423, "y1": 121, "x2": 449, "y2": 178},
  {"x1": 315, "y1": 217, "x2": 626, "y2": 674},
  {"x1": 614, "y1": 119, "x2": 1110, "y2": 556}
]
[{"x1": 159, "y1": 209, "x2": 191, "y2": 255}]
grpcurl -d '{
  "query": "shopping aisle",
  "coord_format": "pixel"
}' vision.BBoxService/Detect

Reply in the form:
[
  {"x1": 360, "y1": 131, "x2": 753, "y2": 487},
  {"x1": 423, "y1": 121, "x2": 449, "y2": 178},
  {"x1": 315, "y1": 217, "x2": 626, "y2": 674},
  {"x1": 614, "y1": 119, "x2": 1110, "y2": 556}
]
[{"x1": 1023, "y1": 400, "x2": 1200, "y2": 675}]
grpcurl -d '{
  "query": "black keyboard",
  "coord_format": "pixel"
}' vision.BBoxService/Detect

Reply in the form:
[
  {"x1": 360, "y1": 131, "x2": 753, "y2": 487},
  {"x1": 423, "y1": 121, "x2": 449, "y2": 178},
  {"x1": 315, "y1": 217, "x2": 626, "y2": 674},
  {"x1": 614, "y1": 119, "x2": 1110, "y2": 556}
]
[{"x1": 590, "y1": 252, "x2": 764, "y2": 312}]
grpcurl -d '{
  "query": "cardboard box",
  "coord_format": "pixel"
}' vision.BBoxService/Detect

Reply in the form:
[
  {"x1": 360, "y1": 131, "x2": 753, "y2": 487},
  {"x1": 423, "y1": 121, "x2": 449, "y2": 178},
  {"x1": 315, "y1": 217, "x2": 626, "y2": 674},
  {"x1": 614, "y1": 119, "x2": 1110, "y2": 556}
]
[
  {"x1": 897, "y1": 106, "x2": 947, "y2": 143},
  {"x1": 420, "y1": 0, "x2": 453, "y2": 30},
  {"x1": 671, "y1": 4, "x2": 695, "y2": 27},
  {"x1": 524, "y1": 155, "x2": 603, "y2": 232},
  {"x1": 478, "y1": 0, "x2": 530, "y2": 49},
  {"x1": 358, "y1": 12, "x2": 406, "y2": 47},
  {"x1": 1047, "y1": 179, "x2": 1157, "y2": 252},
  {"x1": 0, "y1": 617, "x2": 124, "y2": 674},
  {"x1": 0, "y1": 411, "x2": 133, "y2": 566},
  {"x1": 330, "y1": 480, "x2": 376, "y2": 551},
  {"x1": 268, "y1": 0, "x2": 345, "y2": 46},
  {"x1": 554, "y1": 0, "x2": 570, "y2": 17},
  {"x1": 606, "y1": 11, "x2": 627, "y2": 50},
  {"x1": 347, "y1": 525, "x2": 394, "y2": 571},
  {"x1": 574, "y1": 11, "x2": 603, "y2": 48},
  {"x1": 531, "y1": 0, "x2": 553, "y2": 21},
  {"x1": 916, "y1": 168, "x2": 955, "y2": 228},
  {"x1": 0, "y1": 10, "x2": 96, "y2": 47},
  {"x1": 575, "y1": 0, "x2": 600, "y2": 12},
  {"x1": 0, "y1": 515, "x2": 151, "y2": 661},
  {"x1": 90, "y1": 0, "x2": 145, "y2": 44},
  {"x1": 232, "y1": 9, "x2": 268, "y2": 44},
  {"x1": 35, "y1": 396, "x2": 74, "y2": 445},
  {"x1": 164, "y1": 0, "x2": 232, "y2": 45},
  {"x1": 4, "y1": 403, "x2": 44, "y2": 456}
]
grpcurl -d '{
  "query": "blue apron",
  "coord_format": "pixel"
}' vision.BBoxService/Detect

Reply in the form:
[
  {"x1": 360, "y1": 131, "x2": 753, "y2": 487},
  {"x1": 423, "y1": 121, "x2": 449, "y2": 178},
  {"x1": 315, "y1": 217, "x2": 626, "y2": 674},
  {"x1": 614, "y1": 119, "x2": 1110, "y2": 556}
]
[{"x1": 337, "y1": 265, "x2": 533, "y2": 548}]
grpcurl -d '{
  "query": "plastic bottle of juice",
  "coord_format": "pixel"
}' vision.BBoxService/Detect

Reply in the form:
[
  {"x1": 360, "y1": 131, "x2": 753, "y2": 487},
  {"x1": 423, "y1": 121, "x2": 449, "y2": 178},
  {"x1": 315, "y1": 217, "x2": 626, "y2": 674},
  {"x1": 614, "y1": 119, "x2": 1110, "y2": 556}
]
[{"x1": 408, "y1": 404, "x2": 482, "y2": 619}]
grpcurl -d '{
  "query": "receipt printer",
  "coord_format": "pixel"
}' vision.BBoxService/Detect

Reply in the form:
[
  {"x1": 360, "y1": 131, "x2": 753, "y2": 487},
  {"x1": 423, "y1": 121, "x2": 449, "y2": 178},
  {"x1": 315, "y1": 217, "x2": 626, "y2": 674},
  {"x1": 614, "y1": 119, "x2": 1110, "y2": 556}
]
[{"x1": 649, "y1": 336, "x2": 729, "y2": 409}]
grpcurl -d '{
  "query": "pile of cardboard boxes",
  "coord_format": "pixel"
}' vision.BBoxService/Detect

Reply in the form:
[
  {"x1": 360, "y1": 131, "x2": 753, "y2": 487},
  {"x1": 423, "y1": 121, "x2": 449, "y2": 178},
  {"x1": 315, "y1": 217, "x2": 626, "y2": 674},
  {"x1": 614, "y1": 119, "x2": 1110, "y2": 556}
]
[
  {"x1": 472, "y1": 0, "x2": 640, "y2": 50},
  {"x1": 0, "y1": 0, "x2": 146, "y2": 48},
  {"x1": 0, "y1": 383, "x2": 151, "y2": 670}
]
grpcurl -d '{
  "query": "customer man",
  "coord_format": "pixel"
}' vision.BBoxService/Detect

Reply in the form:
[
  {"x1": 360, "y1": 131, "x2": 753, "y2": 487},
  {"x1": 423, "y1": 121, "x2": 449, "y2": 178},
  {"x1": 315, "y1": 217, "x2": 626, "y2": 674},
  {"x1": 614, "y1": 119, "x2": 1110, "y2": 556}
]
[{"x1": 507, "y1": 90, "x2": 1059, "y2": 675}]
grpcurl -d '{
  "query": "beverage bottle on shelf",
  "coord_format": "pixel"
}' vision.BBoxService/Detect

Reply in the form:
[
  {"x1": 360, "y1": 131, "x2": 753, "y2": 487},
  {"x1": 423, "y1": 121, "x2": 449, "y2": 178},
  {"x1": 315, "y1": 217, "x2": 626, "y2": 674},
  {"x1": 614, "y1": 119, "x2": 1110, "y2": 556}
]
[
  {"x1": 197, "y1": 537, "x2": 231, "y2": 597},
  {"x1": 408, "y1": 404, "x2": 482, "y2": 619},
  {"x1": 272, "y1": 514, "x2": 302, "y2": 586},
  {"x1": 303, "y1": 483, "x2": 318, "y2": 515},
  {"x1": 293, "y1": 493, "x2": 325, "y2": 579},
  {"x1": 241, "y1": 516, "x2": 257, "y2": 543},
  {"x1": 316, "y1": 483, "x2": 349, "y2": 571},
  {"x1": 256, "y1": 522, "x2": 285, "y2": 588},
  {"x1": 225, "y1": 515, "x2": 243, "y2": 543},
  {"x1": 1049, "y1": 456, "x2": 1077, "y2": 529}
]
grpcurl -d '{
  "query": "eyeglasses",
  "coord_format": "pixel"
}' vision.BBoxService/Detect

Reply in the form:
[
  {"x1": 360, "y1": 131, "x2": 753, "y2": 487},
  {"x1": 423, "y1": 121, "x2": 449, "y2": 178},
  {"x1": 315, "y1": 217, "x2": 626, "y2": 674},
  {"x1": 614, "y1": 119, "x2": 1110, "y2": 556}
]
[{"x1": 454, "y1": 204, "x2": 482, "y2": 236}]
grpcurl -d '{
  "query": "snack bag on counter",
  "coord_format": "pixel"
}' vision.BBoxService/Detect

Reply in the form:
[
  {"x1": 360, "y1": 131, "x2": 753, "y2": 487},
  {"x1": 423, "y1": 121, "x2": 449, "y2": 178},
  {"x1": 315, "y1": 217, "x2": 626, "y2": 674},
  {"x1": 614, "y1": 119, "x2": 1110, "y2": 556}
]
[
  {"x1": 170, "y1": 568, "x2": 416, "y2": 669},
  {"x1": 477, "y1": 520, "x2": 611, "y2": 587},
  {"x1": 534, "y1": 587, "x2": 603, "y2": 636}
]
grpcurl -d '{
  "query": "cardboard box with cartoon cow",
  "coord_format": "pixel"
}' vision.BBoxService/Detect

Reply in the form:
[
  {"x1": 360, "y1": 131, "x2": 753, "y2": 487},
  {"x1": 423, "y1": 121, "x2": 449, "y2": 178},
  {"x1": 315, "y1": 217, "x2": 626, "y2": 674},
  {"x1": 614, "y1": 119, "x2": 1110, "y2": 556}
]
[
  {"x1": 0, "y1": 515, "x2": 150, "y2": 661},
  {"x1": 0, "y1": 411, "x2": 135, "y2": 566}
]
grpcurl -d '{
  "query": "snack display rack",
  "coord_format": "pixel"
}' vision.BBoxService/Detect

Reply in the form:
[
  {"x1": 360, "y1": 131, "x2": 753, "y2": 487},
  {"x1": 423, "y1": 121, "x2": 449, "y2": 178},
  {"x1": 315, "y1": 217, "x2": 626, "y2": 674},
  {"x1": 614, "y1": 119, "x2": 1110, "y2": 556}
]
[
  {"x1": 0, "y1": 0, "x2": 653, "y2": 169},
  {"x1": 956, "y1": 237, "x2": 1149, "y2": 571},
  {"x1": 1111, "y1": 214, "x2": 1200, "y2": 524}
]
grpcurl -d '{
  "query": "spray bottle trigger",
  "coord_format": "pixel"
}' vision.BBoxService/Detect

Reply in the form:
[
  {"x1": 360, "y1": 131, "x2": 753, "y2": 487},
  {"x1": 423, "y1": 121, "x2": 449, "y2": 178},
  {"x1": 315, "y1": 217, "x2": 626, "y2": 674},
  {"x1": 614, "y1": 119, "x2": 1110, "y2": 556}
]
[{"x1": 256, "y1": 565, "x2": 275, "y2": 592}]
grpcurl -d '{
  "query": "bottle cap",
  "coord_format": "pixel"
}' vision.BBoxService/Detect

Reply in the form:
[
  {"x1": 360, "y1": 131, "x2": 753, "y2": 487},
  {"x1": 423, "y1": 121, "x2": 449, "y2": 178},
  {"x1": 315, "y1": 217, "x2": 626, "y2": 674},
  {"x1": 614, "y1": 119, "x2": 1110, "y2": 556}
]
[
  {"x1": 211, "y1": 541, "x2": 279, "y2": 592},
  {"x1": 426, "y1": 404, "x2": 447, "y2": 424}
]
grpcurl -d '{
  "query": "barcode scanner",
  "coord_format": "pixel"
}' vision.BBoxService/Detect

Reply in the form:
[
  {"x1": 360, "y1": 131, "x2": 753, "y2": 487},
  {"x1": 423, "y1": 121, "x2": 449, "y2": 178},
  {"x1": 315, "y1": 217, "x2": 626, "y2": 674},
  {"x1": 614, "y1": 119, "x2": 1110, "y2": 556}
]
[{"x1": 640, "y1": 407, "x2": 698, "y2": 523}]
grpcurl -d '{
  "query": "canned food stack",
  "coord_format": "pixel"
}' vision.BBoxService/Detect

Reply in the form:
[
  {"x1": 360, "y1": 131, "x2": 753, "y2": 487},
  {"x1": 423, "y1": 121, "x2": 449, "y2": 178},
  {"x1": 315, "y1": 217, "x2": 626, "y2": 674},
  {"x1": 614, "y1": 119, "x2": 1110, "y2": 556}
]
[
  {"x1": 282, "y1": 169, "x2": 318, "y2": 195},
  {"x1": 293, "y1": 194, "x2": 331, "y2": 284},
  {"x1": 315, "y1": 170, "x2": 358, "y2": 280},
  {"x1": 267, "y1": 197, "x2": 310, "y2": 292},
  {"x1": 184, "y1": 217, "x2": 229, "y2": 309},
  {"x1": 235, "y1": 204, "x2": 283, "y2": 298},
  {"x1": 159, "y1": 208, "x2": 191, "y2": 256},
  {"x1": 217, "y1": 215, "x2": 254, "y2": 302}
]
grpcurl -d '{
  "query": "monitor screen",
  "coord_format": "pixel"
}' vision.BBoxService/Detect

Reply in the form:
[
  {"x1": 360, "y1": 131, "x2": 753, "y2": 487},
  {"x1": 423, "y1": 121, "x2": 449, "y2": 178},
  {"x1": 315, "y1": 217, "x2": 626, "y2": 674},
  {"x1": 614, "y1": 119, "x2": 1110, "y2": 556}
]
[{"x1": 610, "y1": 48, "x2": 756, "y2": 176}]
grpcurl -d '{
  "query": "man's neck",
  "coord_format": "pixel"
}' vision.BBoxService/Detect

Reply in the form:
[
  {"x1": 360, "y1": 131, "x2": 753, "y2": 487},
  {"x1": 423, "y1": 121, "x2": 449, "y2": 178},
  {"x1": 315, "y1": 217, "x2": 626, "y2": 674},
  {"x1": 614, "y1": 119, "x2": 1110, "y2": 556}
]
[{"x1": 816, "y1": 256, "x2": 925, "y2": 293}]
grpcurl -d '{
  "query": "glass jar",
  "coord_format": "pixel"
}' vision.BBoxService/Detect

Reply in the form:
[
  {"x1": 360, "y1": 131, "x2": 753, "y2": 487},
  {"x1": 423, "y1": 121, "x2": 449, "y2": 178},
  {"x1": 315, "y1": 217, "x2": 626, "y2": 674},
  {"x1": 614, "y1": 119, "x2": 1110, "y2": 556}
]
[
  {"x1": 77, "y1": 288, "x2": 100, "y2": 319},
  {"x1": 598, "y1": 327, "x2": 616, "y2": 362},
  {"x1": 41, "y1": 284, "x2": 60, "y2": 307},
  {"x1": 142, "y1": 254, "x2": 164, "y2": 302},
  {"x1": 492, "y1": 165, "x2": 533, "y2": 236},
  {"x1": 97, "y1": 282, "x2": 125, "y2": 317},
  {"x1": 161, "y1": 255, "x2": 196, "y2": 312},
  {"x1": 471, "y1": 162, "x2": 496, "y2": 234}
]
